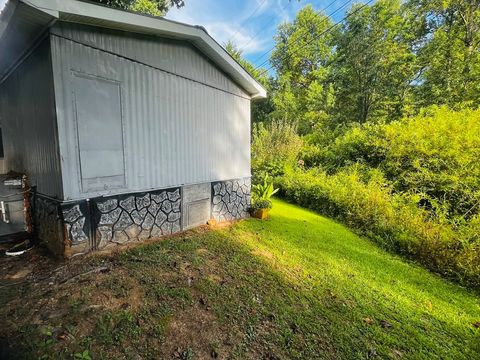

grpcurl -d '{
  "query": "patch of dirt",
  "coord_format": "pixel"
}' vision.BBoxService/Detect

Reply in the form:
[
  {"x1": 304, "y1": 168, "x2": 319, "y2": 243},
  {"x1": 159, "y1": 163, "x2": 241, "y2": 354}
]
[
  {"x1": 160, "y1": 305, "x2": 239, "y2": 359},
  {"x1": 88, "y1": 269, "x2": 146, "y2": 311}
]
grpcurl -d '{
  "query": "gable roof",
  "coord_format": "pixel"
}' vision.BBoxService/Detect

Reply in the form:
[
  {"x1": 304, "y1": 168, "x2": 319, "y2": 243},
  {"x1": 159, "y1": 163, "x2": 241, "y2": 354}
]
[{"x1": 0, "y1": 0, "x2": 267, "y2": 99}]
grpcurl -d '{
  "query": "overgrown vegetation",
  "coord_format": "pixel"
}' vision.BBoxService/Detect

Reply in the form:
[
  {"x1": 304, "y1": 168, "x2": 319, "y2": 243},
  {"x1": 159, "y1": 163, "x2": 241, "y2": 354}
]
[
  {"x1": 89, "y1": 0, "x2": 185, "y2": 16},
  {"x1": 233, "y1": 0, "x2": 480, "y2": 289},
  {"x1": 2, "y1": 201, "x2": 479, "y2": 359},
  {"x1": 252, "y1": 108, "x2": 480, "y2": 287}
]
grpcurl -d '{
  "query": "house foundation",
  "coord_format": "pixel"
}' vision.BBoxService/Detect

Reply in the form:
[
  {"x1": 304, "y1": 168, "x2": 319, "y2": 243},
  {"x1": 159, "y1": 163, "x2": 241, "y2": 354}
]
[{"x1": 33, "y1": 178, "x2": 250, "y2": 257}]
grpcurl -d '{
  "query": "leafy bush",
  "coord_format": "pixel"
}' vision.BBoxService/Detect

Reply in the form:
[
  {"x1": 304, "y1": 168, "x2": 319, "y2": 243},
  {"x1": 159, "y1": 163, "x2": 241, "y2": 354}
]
[
  {"x1": 317, "y1": 107, "x2": 480, "y2": 219},
  {"x1": 276, "y1": 166, "x2": 480, "y2": 288},
  {"x1": 251, "y1": 175, "x2": 279, "y2": 212},
  {"x1": 252, "y1": 175, "x2": 279, "y2": 201},
  {"x1": 251, "y1": 120, "x2": 303, "y2": 184}
]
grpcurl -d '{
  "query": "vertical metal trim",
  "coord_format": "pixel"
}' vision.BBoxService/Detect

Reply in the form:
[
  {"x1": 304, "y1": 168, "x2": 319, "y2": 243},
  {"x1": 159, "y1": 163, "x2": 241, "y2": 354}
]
[{"x1": 47, "y1": 33, "x2": 65, "y2": 200}]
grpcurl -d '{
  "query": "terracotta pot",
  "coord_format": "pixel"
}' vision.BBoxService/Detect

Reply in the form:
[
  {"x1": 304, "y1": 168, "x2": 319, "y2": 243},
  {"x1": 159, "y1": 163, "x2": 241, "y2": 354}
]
[{"x1": 252, "y1": 208, "x2": 269, "y2": 220}]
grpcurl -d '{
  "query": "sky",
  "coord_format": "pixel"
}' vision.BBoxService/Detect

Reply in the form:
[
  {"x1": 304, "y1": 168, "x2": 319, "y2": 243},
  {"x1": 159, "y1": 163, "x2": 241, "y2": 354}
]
[
  {"x1": 0, "y1": 0, "x2": 357, "y2": 69},
  {"x1": 167, "y1": 0, "x2": 354, "y2": 68}
]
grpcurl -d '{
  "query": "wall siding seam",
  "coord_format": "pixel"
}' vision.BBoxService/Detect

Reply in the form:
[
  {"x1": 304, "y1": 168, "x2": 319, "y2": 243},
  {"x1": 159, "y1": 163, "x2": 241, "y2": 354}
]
[{"x1": 51, "y1": 33, "x2": 252, "y2": 101}]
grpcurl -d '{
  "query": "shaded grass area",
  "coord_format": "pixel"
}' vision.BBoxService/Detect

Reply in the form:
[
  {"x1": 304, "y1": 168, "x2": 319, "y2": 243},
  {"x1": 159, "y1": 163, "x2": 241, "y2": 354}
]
[{"x1": 1, "y1": 199, "x2": 479, "y2": 359}]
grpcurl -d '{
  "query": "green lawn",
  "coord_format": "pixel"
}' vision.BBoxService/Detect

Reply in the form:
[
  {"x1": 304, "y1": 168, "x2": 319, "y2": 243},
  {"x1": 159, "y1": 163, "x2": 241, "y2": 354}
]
[{"x1": 1, "y1": 199, "x2": 479, "y2": 359}]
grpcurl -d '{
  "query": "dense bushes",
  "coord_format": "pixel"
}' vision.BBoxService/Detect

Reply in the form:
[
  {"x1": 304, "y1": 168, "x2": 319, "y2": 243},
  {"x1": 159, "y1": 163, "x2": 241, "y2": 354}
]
[
  {"x1": 251, "y1": 120, "x2": 303, "y2": 184},
  {"x1": 276, "y1": 167, "x2": 480, "y2": 287},
  {"x1": 319, "y1": 107, "x2": 480, "y2": 219},
  {"x1": 252, "y1": 108, "x2": 480, "y2": 288}
]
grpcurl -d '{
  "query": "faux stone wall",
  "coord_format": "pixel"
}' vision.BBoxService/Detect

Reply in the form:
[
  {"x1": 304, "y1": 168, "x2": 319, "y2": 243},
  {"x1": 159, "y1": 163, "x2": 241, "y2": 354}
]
[
  {"x1": 34, "y1": 196, "x2": 65, "y2": 257},
  {"x1": 93, "y1": 188, "x2": 182, "y2": 248},
  {"x1": 33, "y1": 187, "x2": 183, "y2": 257},
  {"x1": 212, "y1": 178, "x2": 251, "y2": 221},
  {"x1": 34, "y1": 181, "x2": 251, "y2": 257},
  {"x1": 61, "y1": 202, "x2": 90, "y2": 254}
]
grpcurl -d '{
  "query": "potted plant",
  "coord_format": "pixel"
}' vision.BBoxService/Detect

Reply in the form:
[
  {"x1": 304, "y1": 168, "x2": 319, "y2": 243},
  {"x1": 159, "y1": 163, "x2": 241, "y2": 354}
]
[
  {"x1": 250, "y1": 199, "x2": 272, "y2": 220},
  {"x1": 250, "y1": 175, "x2": 279, "y2": 219}
]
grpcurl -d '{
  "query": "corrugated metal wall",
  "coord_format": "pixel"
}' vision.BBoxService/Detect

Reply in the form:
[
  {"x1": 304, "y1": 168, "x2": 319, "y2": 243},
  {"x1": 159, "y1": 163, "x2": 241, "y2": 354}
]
[
  {"x1": 51, "y1": 23, "x2": 248, "y2": 99},
  {"x1": 0, "y1": 37, "x2": 63, "y2": 198},
  {"x1": 50, "y1": 26, "x2": 251, "y2": 201}
]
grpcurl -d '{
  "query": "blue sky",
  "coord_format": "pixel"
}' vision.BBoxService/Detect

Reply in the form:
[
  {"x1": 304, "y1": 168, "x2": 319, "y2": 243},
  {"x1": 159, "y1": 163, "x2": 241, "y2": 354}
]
[
  {"x1": 167, "y1": 0, "x2": 355, "y2": 65},
  {"x1": 167, "y1": 0, "x2": 355, "y2": 68},
  {"x1": 0, "y1": 0, "x2": 358, "y2": 68}
]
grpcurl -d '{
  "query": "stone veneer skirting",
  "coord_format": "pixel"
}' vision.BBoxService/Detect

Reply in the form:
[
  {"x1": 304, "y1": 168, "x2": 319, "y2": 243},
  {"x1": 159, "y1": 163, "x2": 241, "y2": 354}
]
[
  {"x1": 211, "y1": 178, "x2": 251, "y2": 221},
  {"x1": 33, "y1": 178, "x2": 250, "y2": 258}
]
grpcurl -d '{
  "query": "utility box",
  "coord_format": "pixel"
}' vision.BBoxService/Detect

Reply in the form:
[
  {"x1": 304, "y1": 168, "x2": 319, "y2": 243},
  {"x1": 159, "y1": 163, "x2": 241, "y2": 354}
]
[{"x1": 0, "y1": 174, "x2": 29, "y2": 239}]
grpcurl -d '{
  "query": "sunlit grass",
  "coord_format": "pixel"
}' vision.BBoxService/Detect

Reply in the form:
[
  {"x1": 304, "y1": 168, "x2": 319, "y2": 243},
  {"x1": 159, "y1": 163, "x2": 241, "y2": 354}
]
[
  {"x1": 219, "y1": 198, "x2": 480, "y2": 359},
  {"x1": 2, "y1": 199, "x2": 479, "y2": 359}
]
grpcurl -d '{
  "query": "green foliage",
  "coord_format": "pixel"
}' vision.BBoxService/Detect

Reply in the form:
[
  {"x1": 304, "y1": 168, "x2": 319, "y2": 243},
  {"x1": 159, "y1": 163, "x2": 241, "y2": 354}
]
[
  {"x1": 252, "y1": 175, "x2": 279, "y2": 201},
  {"x1": 271, "y1": 107, "x2": 480, "y2": 287},
  {"x1": 332, "y1": 0, "x2": 416, "y2": 124},
  {"x1": 129, "y1": 0, "x2": 163, "y2": 16},
  {"x1": 319, "y1": 107, "x2": 480, "y2": 219},
  {"x1": 406, "y1": 0, "x2": 480, "y2": 108},
  {"x1": 267, "y1": 0, "x2": 480, "y2": 131},
  {"x1": 74, "y1": 350, "x2": 92, "y2": 360},
  {"x1": 277, "y1": 167, "x2": 480, "y2": 288},
  {"x1": 251, "y1": 175, "x2": 279, "y2": 211},
  {"x1": 270, "y1": 5, "x2": 335, "y2": 133},
  {"x1": 89, "y1": 0, "x2": 185, "y2": 16},
  {"x1": 251, "y1": 120, "x2": 303, "y2": 184}
]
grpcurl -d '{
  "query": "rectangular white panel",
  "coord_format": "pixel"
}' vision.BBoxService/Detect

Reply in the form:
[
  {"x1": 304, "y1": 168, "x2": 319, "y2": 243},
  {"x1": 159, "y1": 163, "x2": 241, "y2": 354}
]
[{"x1": 73, "y1": 73, "x2": 125, "y2": 192}]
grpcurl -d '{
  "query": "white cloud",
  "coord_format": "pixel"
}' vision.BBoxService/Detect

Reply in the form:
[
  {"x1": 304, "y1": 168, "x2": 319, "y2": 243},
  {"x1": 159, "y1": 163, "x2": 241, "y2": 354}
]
[
  {"x1": 166, "y1": 0, "x2": 287, "y2": 55},
  {"x1": 165, "y1": 0, "x2": 347, "y2": 59}
]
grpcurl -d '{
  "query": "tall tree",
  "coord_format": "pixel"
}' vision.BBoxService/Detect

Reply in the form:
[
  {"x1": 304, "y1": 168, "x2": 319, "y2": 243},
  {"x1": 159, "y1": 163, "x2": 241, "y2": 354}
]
[
  {"x1": 89, "y1": 0, "x2": 185, "y2": 16},
  {"x1": 406, "y1": 0, "x2": 480, "y2": 108},
  {"x1": 332, "y1": 0, "x2": 416, "y2": 125},
  {"x1": 225, "y1": 41, "x2": 275, "y2": 123},
  {"x1": 270, "y1": 5, "x2": 335, "y2": 134}
]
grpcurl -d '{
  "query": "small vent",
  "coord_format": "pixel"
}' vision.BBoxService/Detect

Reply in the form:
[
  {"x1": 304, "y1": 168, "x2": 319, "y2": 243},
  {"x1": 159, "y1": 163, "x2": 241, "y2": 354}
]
[{"x1": 182, "y1": 183, "x2": 211, "y2": 230}]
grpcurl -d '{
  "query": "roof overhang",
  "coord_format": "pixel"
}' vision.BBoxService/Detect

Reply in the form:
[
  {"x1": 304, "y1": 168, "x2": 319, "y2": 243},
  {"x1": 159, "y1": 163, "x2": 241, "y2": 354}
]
[{"x1": 0, "y1": 0, "x2": 267, "y2": 99}]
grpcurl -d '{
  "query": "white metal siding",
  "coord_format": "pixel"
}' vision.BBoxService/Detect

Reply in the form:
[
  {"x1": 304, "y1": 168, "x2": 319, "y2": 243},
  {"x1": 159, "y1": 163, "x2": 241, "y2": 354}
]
[
  {"x1": 51, "y1": 22, "x2": 248, "y2": 98},
  {"x1": 51, "y1": 34, "x2": 251, "y2": 201},
  {"x1": 0, "y1": 38, "x2": 63, "y2": 198}
]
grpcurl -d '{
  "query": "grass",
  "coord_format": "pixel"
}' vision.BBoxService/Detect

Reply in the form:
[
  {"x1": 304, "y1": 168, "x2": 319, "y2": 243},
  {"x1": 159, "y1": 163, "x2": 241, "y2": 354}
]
[{"x1": 1, "y1": 199, "x2": 479, "y2": 359}]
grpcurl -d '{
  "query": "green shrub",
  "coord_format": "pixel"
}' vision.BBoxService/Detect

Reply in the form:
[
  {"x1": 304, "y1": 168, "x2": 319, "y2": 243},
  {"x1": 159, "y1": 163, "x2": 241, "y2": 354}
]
[
  {"x1": 251, "y1": 175, "x2": 279, "y2": 212},
  {"x1": 252, "y1": 175, "x2": 279, "y2": 201},
  {"x1": 276, "y1": 166, "x2": 480, "y2": 288},
  {"x1": 251, "y1": 120, "x2": 303, "y2": 184},
  {"x1": 318, "y1": 107, "x2": 480, "y2": 218}
]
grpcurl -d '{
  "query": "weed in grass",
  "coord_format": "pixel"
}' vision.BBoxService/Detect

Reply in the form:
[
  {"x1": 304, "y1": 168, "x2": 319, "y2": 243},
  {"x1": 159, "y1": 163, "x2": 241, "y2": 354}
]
[{"x1": 180, "y1": 347, "x2": 194, "y2": 360}]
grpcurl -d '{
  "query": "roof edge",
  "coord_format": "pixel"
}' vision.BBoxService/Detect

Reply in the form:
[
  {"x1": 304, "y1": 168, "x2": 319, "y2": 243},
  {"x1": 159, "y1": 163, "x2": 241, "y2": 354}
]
[{"x1": 20, "y1": 0, "x2": 267, "y2": 99}]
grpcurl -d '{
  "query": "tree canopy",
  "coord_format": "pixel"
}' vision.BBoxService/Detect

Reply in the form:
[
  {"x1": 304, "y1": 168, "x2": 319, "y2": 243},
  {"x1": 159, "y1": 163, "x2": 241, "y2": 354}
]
[
  {"x1": 89, "y1": 0, "x2": 185, "y2": 16},
  {"x1": 231, "y1": 0, "x2": 480, "y2": 131}
]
